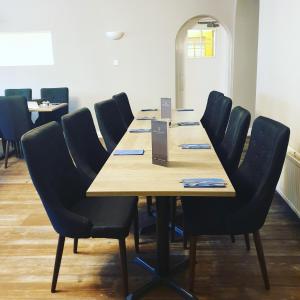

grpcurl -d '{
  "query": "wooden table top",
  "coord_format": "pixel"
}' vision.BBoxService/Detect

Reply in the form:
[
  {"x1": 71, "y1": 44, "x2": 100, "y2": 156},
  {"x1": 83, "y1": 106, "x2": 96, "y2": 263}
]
[
  {"x1": 87, "y1": 109, "x2": 235, "y2": 197},
  {"x1": 28, "y1": 102, "x2": 68, "y2": 112}
]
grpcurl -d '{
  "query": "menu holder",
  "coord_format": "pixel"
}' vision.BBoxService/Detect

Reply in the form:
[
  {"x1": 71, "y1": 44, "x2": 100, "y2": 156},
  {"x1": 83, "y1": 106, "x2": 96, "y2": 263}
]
[
  {"x1": 161, "y1": 98, "x2": 172, "y2": 119},
  {"x1": 151, "y1": 120, "x2": 168, "y2": 167}
]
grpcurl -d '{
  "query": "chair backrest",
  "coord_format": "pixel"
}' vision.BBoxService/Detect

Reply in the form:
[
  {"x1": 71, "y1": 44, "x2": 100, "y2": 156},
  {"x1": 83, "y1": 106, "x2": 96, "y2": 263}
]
[
  {"x1": 21, "y1": 122, "x2": 92, "y2": 237},
  {"x1": 232, "y1": 116, "x2": 290, "y2": 231},
  {"x1": 5, "y1": 89, "x2": 32, "y2": 101},
  {"x1": 0, "y1": 96, "x2": 33, "y2": 141},
  {"x1": 201, "y1": 90, "x2": 224, "y2": 128},
  {"x1": 62, "y1": 108, "x2": 109, "y2": 188},
  {"x1": 113, "y1": 92, "x2": 134, "y2": 128},
  {"x1": 41, "y1": 87, "x2": 69, "y2": 104},
  {"x1": 218, "y1": 106, "x2": 251, "y2": 177},
  {"x1": 94, "y1": 99, "x2": 127, "y2": 153},
  {"x1": 208, "y1": 95, "x2": 232, "y2": 147}
]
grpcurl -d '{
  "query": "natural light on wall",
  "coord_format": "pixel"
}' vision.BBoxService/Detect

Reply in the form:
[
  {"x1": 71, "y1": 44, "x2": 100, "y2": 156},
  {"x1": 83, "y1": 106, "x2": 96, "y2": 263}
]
[
  {"x1": 0, "y1": 31, "x2": 54, "y2": 66},
  {"x1": 187, "y1": 29, "x2": 215, "y2": 58}
]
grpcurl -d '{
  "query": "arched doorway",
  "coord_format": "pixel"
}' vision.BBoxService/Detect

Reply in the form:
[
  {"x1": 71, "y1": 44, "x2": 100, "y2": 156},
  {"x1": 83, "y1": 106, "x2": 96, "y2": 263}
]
[{"x1": 175, "y1": 16, "x2": 232, "y2": 112}]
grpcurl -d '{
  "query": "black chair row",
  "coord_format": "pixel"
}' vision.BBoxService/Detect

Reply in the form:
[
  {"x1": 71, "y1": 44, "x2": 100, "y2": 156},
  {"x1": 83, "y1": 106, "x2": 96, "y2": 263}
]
[
  {"x1": 21, "y1": 107, "x2": 139, "y2": 296},
  {"x1": 181, "y1": 90, "x2": 290, "y2": 292},
  {"x1": 0, "y1": 88, "x2": 69, "y2": 167},
  {"x1": 21, "y1": 89, "x2": 290, "y2": 296}
]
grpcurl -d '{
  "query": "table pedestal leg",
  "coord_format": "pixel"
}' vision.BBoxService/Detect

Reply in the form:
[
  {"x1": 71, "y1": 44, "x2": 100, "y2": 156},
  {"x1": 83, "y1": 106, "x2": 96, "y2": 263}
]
[{"x1": 127, "y1": 197, "x2": 197, "y2": 300}]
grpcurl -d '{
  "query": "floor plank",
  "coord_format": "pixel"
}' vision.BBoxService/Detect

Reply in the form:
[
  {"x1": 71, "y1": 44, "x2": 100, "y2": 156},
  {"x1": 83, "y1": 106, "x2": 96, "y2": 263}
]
[{"x1": 0, "y1": 157, "x2": 300, "y2": 299}]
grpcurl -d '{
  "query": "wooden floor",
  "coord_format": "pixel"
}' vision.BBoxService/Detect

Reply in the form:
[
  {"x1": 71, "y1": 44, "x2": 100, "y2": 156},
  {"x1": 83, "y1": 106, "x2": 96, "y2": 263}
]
[{"x1": 0, "y1": 157, "x2": 300, "y2": 300}]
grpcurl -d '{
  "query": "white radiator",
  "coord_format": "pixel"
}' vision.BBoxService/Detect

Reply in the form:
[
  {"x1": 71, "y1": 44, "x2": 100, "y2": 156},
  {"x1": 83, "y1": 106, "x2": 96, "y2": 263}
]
[{"x1": 277, "y1": 147, "x2": 300, "y2": 218}]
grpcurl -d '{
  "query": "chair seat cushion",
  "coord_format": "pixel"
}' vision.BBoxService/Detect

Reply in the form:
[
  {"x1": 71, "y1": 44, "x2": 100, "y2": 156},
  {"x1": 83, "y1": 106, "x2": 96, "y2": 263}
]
[
  {"x1": 71, "y1": 196, "x2": 138, "y2": 239},
  {"x1": 181, "y1": 196, "x2": 245, "y2": 236}
]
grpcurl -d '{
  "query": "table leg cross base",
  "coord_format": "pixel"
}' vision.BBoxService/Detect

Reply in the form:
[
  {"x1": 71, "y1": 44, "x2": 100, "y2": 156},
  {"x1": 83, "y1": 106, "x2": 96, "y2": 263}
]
[{"x1": 127, "y1": 257, "x2": 198, "y2": 300}]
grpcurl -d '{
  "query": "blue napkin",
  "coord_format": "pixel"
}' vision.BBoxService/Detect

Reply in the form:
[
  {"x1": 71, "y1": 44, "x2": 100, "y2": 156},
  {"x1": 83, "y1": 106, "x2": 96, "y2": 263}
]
[
  {"x1": 129, "y1": 128, "x2": 152, "y2": 133},
  {"x1": 113, "y1": 149, "x2": 144, "y2": 155},
  {"x1": 180, "y1": 144, "x2": 211, "y2": 149},
  {"x1": 176, "y1": 108, "x2": 194, "y2": 112},
  {"x1": 177, "y1": 121, "x2": 200, "y2": 126},
  {"x1": 141, "y1": 108, "x2": 158, "y2": 112},
  {"x1": 136, "y1": 117, "x2": 156, "y2": 120},
  {"x1": 182, "y1": 178, "x2": 226, "y2": 188}
]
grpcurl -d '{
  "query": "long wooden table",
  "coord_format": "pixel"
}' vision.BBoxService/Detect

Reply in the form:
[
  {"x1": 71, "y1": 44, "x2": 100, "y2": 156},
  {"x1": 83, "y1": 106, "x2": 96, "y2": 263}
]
[{"x1": 87, "y1": 109, "x2": 235, "y2": 299}]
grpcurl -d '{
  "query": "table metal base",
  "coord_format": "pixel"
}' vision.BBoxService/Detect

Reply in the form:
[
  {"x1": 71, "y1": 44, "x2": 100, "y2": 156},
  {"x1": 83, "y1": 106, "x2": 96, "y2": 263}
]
[{"x1": 127, "y1": 197, "x2": 198, "y2": 300}]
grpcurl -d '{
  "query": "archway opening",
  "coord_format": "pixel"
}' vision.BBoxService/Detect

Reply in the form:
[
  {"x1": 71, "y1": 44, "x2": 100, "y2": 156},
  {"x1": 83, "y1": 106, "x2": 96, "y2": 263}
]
[{"x1": 175, "y1": 16, "x2": 232, "y2": 112}]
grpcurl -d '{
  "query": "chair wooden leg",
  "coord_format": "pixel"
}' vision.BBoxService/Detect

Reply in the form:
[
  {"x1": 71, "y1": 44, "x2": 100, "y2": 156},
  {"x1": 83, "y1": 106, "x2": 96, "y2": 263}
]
[
  {"x1": 146, "y1": 196, "x2": 153, "y2": 216},
  {"x1": 118, "y1": 238, "x2": 129, "y2": 297},
  {"x1": 51, "y1": 235, "x2": 65, "y2": 293},
  {"x1": 189, "y1": 236, "x2": 197, "y2": 292},
  {"x1": 170, "y1": 198, "x2": 177, "y2": 242},
  {"x1": 183, "y1": 218, "x2": 188, "y2": 249},
  {"x1": 230, "y1": 234, "x2": 235, "y2": 243},
  {"x1": 4, "y1": 140, "x2": 10, "y2": 169},
  {"x1": 253, "y1": 231, "x2": 270, "y2": 290},
  {"x1": 244, "y1": 233, "x2": 250, "y2": 251},
  {"x1": 73, "y1": 238, "x2": 78, "y2": 254},
  {"x1": 133, "y1": 208, "x2": 140, "y2": 253}
]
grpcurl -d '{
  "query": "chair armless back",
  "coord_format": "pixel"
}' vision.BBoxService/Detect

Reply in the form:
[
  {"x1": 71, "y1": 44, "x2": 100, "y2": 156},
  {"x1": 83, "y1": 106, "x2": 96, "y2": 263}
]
[
  {"x1": 5, "y1": 89, "x2": 32, "y2": 101},
  {"x1": 21, "y1": 122, "x2": 92, "y2": 238},
  {"x1": 62, "y1": 108, "x2": 109, "y2": 188},
  {"x1": 218, "y1": 106, "x2": 251, "y2": 177},
  {"x1": 113, "y1": 92, "x2": 134, "y2": 128},
  {"x1": 231, "y1": 116, "x2": 290, "y2": 232},
  {"x1": 208, "y1": 96, "x2": 232, "y2": 147},
  {"x1": 41, "y1": 87, "x2": 69, "y2": 104},
  {"x1": 94, "y1": 99, "x2": 127, "y2": 153},
  {"x1": 0, "y1": 96, "x2": 33, "y2": 141},
  {"x1": 201, "y1": 90, "x2": 224, "y2": 128}
]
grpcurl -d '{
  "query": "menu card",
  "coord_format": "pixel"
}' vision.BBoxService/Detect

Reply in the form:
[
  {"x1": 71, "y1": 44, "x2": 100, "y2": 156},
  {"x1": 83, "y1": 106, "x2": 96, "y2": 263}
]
[
  {"x1": 161, "y1": 98, "x2": 171, "y2": 119},
  {"x1": 151, "y1": 120, "x2": 168, "y2": 166}
]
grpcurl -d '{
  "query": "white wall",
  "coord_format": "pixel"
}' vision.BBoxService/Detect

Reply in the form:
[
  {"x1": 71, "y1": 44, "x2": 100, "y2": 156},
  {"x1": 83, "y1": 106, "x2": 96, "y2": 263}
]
[
  {"x1": 0, "y1": 0, "x2": 236, "y2": 121},
  {"x1": 233, "y1": 0, "x2": 259, "y2": 117},
  {"x1": 256, "y1": 0, "x2": 300, "y2": 152}
]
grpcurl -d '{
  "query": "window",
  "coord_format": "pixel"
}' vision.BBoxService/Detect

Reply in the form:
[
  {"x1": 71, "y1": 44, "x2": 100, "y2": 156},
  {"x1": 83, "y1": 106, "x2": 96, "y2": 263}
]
[
  {"x1": 187, "y1": 29, "x2": 215, "y2": 58},
  {"x1": 0, "y1": 31, "x2": 54, "y2": 66}
]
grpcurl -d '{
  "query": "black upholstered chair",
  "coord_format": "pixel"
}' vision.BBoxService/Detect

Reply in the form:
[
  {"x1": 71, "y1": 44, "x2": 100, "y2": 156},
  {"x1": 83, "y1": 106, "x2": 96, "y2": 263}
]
[
  {"x1": 113, "y1": 92, "x2": 134, "y2": 128},
  {"x1": 5, "y1": 88, "x2": 32, "y2": 101},
  {"x1": 182, "y1": 116, "x2": 290, "y2": 291},
  {"x1": 21, "y1": 122, "x2": 139, "y2": 296},
  {"x1": 217, "y1": 106, "x2": 251, "y2": 178},
  {"x1": 94, "y1": 99, "x2": 127, "y2": 153},
  {"x1": 207, "y1": 95, "x2": 232, "y2": 148},
  {"x1": 201, "y1": 90, "x2": 224, "y2": 130},
  {"x1": 0, "y1": 96, "x2": 33, "y2": 168},
  {"x1": 62, "y1": 108, "x2": 109, "y2": 189},
  {"x1": 36, "y1": 87, "x2": 69, "y2": 125}
]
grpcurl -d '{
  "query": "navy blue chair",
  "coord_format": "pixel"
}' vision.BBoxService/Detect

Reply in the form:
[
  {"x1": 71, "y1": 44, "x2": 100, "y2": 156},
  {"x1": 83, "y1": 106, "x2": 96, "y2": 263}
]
[
  {"x1": 5, "y1": 88, "x2": 32, "y2": 101},
  {"x1": 36, "y1": 87, "x2": 69, "y2": 125},
  {"x1": 207, "y1": 95, "x2": 232, "y2": 148},
  {"x1": 0, "y1": 96, "x2": 33, "y2": 168},
  {"x1": 94, "y1": 99, "x2": 127, "y2": 153},
  {"x1": 113, "y1": 92, "x2": 134, "y2": 128},
  {"x1": 217, "y1": 106, "x2": 251, "y2": 178},
  {"x1": 62, "y1": 108, "x2": 109, "y2": 189},
  {"x1": 201, "y1": 90, "x2": 224, "y2": 130},
  {"x1": 21, "y1": 122, "x2": 139, "y2": 296},
  {"x1": 182, "y1": 116, "x2": 290, "y2": 291}
]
